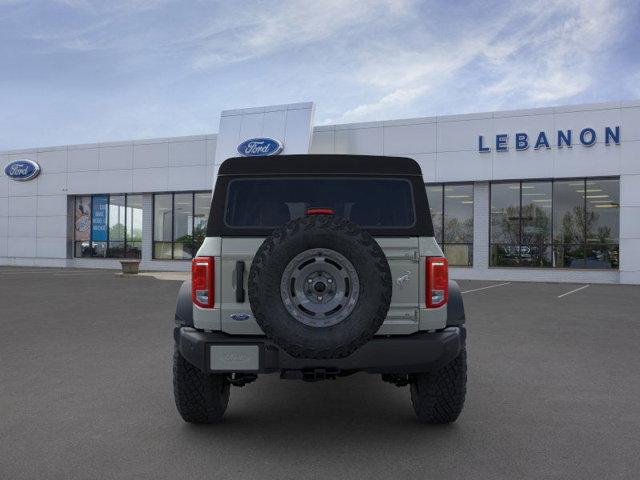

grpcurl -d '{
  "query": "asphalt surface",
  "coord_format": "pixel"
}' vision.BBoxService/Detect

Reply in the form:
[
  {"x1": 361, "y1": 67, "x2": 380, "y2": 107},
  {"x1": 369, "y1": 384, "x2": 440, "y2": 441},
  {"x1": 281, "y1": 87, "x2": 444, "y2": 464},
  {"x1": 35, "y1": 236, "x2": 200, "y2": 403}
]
[{"x1": 1, "y1": 268, "x2": 639, "y2": 479}]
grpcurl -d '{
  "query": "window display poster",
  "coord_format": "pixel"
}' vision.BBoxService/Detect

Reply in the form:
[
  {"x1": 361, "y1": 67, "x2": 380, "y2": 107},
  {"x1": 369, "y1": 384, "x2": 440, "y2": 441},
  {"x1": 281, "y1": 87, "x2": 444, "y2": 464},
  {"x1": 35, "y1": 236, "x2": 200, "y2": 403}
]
[
  {"x1": 74, "y1": 196, "x2": 91, "y2": 241},
  {"x1": 91, "y1": 195, "x2": 108, "y2": 242}
]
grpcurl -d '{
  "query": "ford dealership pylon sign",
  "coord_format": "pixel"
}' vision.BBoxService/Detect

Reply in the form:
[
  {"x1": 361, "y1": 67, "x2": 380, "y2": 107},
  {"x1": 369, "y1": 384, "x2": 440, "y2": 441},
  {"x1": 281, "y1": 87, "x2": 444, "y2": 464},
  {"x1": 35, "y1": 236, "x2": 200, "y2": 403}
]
[
  {"x1": 237, "y1": 137, "x2": 283, "y2": 157},
  {"x1": 4, "y1": 159, "x2": 41, "y2": 181}
]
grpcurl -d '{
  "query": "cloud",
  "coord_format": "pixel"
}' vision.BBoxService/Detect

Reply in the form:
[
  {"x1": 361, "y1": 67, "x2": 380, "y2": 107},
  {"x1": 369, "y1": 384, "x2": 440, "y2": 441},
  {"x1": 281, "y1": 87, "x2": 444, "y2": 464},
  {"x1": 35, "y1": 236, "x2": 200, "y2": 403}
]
[
  {"x1": 481, "y1": 0, "x2": 622, "y2": 104},
  {"x1": 190, "y1": 0, "x2": 413, "y2": 70},
  {"x1": 0, "y1": 0, "x2": 635, "y2": 149},
  {"x1": 334, "y1": 0, "x2": 627, "y2": 122}
]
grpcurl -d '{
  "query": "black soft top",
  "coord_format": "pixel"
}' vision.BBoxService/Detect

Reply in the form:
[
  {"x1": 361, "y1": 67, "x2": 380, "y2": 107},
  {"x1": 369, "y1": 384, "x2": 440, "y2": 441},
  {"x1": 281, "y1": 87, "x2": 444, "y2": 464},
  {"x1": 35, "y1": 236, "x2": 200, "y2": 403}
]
[
  {"x1": 208, "y1": 154, "x2": 433, "y2": 237},
  {"x1": 217, "y1": 155, "x2": 423, "y2": 176}
]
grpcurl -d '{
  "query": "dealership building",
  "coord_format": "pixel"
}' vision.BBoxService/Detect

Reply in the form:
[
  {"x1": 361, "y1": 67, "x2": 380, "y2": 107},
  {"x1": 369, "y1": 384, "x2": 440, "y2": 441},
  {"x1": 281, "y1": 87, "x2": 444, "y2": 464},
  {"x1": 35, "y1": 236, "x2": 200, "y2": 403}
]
[{"x1": 1, "y1": 100, "x2": 639, "y2": 284}]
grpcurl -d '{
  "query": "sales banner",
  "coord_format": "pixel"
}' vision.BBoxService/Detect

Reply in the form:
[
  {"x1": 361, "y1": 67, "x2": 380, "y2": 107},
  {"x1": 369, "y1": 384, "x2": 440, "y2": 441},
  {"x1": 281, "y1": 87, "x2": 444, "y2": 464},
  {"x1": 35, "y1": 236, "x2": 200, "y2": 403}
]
[
  {"x1": 74, "y1": 196, "x2": 91, "y2": 241},
  {"x1": 91, "y1": 195, "x2": 108, "y2": 242}
]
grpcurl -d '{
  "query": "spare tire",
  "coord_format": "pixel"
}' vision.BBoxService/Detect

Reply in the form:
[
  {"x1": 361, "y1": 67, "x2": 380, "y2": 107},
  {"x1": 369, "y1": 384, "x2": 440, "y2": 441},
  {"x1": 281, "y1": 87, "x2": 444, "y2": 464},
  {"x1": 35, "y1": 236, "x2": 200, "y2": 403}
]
[{"x1": 248, "y1": 214, "x2": 392, "y2": 359}]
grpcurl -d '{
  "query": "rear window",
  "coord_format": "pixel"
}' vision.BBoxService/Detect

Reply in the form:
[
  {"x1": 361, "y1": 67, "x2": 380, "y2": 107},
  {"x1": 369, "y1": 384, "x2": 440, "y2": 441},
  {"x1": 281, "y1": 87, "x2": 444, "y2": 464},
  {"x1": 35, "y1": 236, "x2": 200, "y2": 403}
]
[{"x1": 224, "y1": 177, "x2": 415, "y2": 229}]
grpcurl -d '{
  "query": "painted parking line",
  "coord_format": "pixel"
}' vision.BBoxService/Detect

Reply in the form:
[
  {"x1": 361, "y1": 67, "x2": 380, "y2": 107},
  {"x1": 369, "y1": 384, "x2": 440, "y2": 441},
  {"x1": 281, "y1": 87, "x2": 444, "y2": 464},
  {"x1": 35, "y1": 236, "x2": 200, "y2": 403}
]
[
  {"x1": 557, "y1": 284, "x2": 590, "y2": 298},
  {"x1": 461, "y1": 282, "x2": 511, "y2": 294}
]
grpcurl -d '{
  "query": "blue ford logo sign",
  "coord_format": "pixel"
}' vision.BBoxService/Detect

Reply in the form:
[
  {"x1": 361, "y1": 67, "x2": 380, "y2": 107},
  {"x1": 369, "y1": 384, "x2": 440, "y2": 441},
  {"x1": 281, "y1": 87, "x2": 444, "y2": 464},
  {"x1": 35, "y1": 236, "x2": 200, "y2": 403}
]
[
  {"x1": 237, "y1": 137, "x2": 283, "y2": 157},
  {"x1": 4, "y1": 159, "x2": 41, "y2": 181}
]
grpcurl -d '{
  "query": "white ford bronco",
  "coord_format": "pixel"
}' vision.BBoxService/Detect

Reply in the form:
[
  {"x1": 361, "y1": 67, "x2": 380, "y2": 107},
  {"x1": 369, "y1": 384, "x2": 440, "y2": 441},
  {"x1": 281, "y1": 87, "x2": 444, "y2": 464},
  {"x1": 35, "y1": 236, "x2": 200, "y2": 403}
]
[{"x1": 173, "y1": 155, "x2": 467, "y2": 423}]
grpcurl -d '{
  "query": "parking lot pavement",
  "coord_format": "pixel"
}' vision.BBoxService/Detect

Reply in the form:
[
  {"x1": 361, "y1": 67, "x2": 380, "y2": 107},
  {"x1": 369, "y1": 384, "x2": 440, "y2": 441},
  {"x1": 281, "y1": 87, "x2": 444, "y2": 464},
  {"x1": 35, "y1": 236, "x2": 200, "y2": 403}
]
[{"x1": 1, "y1": 267, "x2": 639, "y2": 480}]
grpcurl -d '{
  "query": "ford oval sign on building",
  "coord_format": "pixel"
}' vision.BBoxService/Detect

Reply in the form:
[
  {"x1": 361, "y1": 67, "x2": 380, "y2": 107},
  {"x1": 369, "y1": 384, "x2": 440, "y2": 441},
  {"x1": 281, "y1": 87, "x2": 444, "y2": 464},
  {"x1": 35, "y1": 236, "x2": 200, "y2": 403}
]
[
  {"x1": 4, "y1": 159, "x2": 41, "y2": 181},
  {"x1": 237, "y1": 137, "x2": 283, "y2": 157}
]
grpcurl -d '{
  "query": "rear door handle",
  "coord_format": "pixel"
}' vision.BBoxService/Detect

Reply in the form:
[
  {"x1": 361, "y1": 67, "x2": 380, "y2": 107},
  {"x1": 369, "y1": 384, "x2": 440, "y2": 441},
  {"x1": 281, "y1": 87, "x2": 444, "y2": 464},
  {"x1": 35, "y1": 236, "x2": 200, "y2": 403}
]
[{"x1": 235, "y1": 261, "x2": 245, "y2": 302}]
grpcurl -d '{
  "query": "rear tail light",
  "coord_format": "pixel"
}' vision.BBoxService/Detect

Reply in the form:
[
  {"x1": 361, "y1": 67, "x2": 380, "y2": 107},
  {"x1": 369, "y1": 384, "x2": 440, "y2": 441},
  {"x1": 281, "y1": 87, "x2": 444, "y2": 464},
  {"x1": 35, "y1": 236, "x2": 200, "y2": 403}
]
[
  {"x1": 426, "y1": 256, "x2": 448, "y2": 308},
  {"x1": 192, "y1": 256, "x2": 214, "y2": 308}
]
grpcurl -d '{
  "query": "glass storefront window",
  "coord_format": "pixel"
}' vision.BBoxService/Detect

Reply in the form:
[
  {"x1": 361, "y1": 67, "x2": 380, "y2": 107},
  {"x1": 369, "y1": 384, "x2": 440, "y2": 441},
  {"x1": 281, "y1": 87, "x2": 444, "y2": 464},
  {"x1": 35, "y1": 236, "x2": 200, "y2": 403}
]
[
  {"x1": 520, "y1": 181, "x2": 552, "y2": 267},
  {"x1": 426, "y1": 185, "x2": 443, "y2": 243},
  {"x1": 153, "y1": 194, "x2": 172, "y2": 259},
  {"x1": 194, "y1": 192, "x2": 210, "y2": 253},
  {"x1": 491, "y1": 178, "x2": 619, "y2": 269},
  {"x1": 126, "y1": 195, "x2": 143, "y2": 258},
  {"x1": 108, "y1": 195, "x2": 126, "y2": 258},
  {"x1": 73, "y1": 193, "x2": 143, "y2": 259},
  {"x1": 426, "y1": 183, "x2": 473, "y2": 266},
  {"x1": 490, "y1": 182, "x2": 520, "y2": 267},
  {"x1": 152, "y1": 192, "x2": 211, "y2": 260},
  {"x1": 173, "y1": 193, "x2": 193, "y2": 260}
]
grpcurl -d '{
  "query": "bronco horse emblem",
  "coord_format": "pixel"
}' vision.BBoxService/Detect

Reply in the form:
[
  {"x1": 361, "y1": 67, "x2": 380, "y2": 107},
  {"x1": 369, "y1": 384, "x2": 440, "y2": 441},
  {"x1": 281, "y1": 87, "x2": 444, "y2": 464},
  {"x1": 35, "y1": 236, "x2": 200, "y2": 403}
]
[{"x1": 396, "y1": 270, "x2": 412, "y2": 288}]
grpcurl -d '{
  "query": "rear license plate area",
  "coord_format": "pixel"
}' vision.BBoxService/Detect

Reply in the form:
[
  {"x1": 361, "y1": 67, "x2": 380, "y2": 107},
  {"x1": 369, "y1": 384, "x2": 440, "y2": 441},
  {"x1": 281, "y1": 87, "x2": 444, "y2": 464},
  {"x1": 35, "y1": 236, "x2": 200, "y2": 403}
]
[{"x1": 209, "y1": 345, "x2": 259, "y2": 371}]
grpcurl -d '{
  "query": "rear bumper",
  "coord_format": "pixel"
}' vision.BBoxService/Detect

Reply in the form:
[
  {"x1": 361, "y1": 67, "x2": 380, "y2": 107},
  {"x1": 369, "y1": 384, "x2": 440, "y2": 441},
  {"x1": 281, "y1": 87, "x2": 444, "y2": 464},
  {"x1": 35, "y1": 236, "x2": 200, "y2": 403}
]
[{"x1": 175, "y1": 326, "x2": 465, "y2": 375}]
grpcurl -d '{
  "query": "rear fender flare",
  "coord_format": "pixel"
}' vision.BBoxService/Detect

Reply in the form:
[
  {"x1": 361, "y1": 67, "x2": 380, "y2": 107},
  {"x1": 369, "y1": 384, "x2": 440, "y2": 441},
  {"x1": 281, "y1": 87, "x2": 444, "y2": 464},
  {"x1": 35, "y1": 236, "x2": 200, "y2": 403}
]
[
  {"x1": 175, "y1": 280, "x2": 194, "y2": 328},
  {"x1": 446, "y1": 280, "x2": 465, "y2": 326}
]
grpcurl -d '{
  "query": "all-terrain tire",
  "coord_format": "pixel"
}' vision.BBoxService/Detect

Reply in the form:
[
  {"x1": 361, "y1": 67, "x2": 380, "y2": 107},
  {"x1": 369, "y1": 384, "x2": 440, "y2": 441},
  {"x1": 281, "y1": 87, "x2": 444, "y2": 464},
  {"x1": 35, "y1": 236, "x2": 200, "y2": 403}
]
[
  {"x1": 248, "y1": 214, "x2": 392, "y2": 359},
  {"x1": 173, "y1": 348, "x2": 230, "y2": 423},
  {"x1": 409, "y1": 344, "x2": 467, "y2": 424}
]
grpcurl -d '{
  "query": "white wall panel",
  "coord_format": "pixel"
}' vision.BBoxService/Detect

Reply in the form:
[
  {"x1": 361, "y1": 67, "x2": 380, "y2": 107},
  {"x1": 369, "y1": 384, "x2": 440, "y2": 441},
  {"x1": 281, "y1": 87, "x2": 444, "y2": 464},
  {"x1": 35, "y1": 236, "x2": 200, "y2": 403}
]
[
  {"x1": 553, "y1": 142, "x2": 620, "y2": 178},
  {"x1": 310, "y1": 130, "x2": 335, "y2": 154},
  {"x1": 68, "y1": 147, "x2": 100, "y2": 172},
  {"x1": 36, "y1": 149, "x2": 67, "y2": 173},
  {"x1": 620, "y1": 206, "x2": 640, "y2": 238},
  {"x1": 0, "y1": 198, "x2": 7, "y2": 217},
  {"x1": 37, "y1": 172, "x2": 67, "y2": 195},
  {"x1": 620, "y1": 174, "x2": 640, "y2": 206},
  {"x1": 8, "y1": 196, "x2": 37, "y2": 216},
  {"x1": 97, "y1": 169, "x2": 133, "y2": 193},
  {"x1": 214, "y1": 113, "x2": 243, "y2": 166},
  {"x1": 8, "y1": 178, "x2": 37, "y2": 196},
  {"x1": 134, "y1": 142, "x2": 169, "y2": 169},
  {"x1": 169, "y1": 140, "x2": 207, "y2": 167},
  {"x1": 7, "y1": 237, "x2": 36, "y2": 257},
  {"x1": 206, "y1": 138, "x2": 217, "y2": 165},
  {"x1": 8, "y1": 216, "x2": 37, "y2": 237},
  {"x1": 132, "y1": 167, "x2": 169, "y2": 192},
  {"x1": 167, "y1": 165, "x2": 209, "y2": 191},
  {"x1": 620, "y1": 140, "x2": 640, "y2": 175},
  {"x1": 383, "y1": 123, "x2": 436, "y2": 155},
  {"x1": 334, "y1": 127, "x2": 383, "y2": 155},
  {"x1": 67, "y1": 171, "x2": 102, "y2": 195},
  {"x1": 620, "y1": 107, "x2": 640, "y2": 142},
  {"x1": 239, "y1": 112, "x2": 265, "y2": 141},
  {"x1": 438, "y1": 118, "x2": 494, "y2": 152},
  {"x1": 437, "y1": 150, "x2": 492, "y2": 182},
  {"x1": 412, "y1": 153, "x2": 437, "y2": 181},
  {"x1": 37, "y1": 195, "x2": 68, "y2": 217},
  {"x1": 282, "y1": 105, "x2": 315, "y2": 154},
  {"x1": 0, "y1": 169, "x2": 7, "y2": 197},
  {"x1": 36, "y1": 237, "x2": 67, "y2": 258},
  {"x1": 262, "y1": 110, "x2": 287, "y2": 142},
  {"x1": 37, "y1": 215, "x2": 67, "y2": 237},
  {"x1": 99, "y1": 144, "x2": 133, "y2": 170},
  {"x1": 491, "y1": 145, "x2": 554, "y2": 181}
]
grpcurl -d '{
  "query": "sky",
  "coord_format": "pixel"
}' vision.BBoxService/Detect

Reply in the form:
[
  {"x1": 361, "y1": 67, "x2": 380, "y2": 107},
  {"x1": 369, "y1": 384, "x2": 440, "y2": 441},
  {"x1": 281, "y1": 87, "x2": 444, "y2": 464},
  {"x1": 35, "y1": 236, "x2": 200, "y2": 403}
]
[{"x1": 1, "y1": 0, "x2": 639, "y2": 150}]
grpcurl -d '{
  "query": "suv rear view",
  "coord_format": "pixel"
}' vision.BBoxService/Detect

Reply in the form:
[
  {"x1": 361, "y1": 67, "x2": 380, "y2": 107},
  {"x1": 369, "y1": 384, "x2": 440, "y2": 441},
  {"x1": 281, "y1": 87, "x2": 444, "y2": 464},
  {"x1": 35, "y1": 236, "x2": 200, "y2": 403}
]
[{"x1": 173, "y1": 155, "x2": 466, "y2": 423}]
